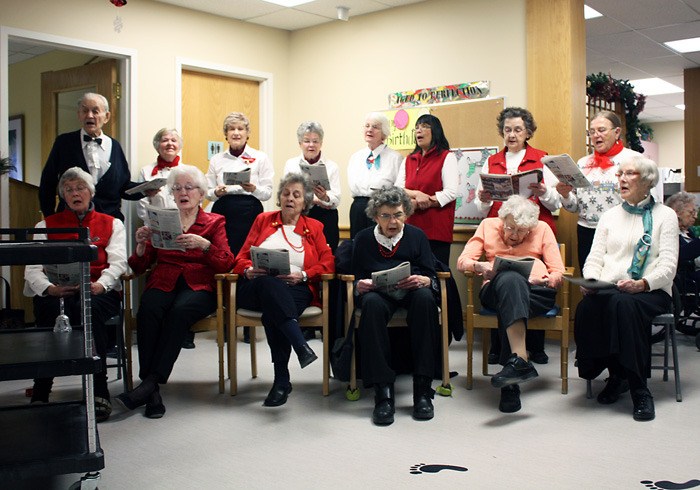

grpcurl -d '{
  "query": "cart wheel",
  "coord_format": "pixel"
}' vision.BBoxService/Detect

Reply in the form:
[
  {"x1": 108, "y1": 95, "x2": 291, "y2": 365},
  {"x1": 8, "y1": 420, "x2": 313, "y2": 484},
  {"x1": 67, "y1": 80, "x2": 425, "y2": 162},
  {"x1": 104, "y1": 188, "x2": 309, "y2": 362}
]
[
  {"x1": 436, "y1": 384, "x2": 452, "y2": 397},
  {"x1": 345, "y1": 386, "x2": 360, "y2": 401}
]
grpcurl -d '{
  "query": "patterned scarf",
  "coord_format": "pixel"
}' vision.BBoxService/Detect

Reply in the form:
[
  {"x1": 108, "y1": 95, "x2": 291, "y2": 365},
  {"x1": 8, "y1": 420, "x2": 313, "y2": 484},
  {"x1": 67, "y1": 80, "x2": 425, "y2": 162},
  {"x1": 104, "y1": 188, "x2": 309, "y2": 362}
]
[{"x1": 622, "y1": 196, "x2": 655, "y2": 280}]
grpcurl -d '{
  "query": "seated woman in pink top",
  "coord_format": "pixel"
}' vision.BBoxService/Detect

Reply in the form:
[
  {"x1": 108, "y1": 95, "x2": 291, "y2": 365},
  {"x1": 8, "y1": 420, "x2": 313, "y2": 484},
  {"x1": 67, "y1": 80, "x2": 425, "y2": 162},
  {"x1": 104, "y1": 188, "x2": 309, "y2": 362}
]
[{"x1": 457, "y1": 195, "x2": 564, "y2": 413}]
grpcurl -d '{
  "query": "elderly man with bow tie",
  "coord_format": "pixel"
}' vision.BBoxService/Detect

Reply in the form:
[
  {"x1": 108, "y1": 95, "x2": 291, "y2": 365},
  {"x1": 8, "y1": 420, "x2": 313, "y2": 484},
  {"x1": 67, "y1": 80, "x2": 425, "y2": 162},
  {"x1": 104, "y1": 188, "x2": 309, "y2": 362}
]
[{"x1": 39, "y1": 92, "x2": 147, "y2": 221}]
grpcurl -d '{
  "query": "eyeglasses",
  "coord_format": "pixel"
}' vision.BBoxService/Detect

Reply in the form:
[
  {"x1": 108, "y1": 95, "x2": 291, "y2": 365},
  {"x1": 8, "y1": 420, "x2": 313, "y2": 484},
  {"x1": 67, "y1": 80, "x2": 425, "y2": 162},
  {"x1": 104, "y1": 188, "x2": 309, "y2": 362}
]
[
  {"x1": 504, "y1": 127, "x2": 526, "y2": 135},
  {"x1": 614, "y1": 170, "x2": 640, "y2": 178},
  {"x1": 171, "y1": 184, "x2": 198, "y2": 192},
  {"x1": 64, "y1": 185, "x2": 88, "y2": 194},
  {"x1": 377, "y1": 212, "x2": 406, "y2": 221},
  {"x1": 586, "y1": 126, "x2": 615, "y2": 137},
  {"x1": 504, "y1": 225, "x2": 530, "y2": 236},
  {"x1": 415, "y1": 123, "x2": 431, "y2": 131}
]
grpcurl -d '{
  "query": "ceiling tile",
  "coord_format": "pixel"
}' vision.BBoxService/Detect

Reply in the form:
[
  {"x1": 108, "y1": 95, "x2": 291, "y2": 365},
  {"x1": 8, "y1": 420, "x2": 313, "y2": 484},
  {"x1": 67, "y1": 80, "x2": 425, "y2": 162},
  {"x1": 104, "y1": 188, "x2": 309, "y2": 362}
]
[
  {"x1": 247, "y1": 8, "x2": 334, "y2": 31},
  {"x1": 629, "y1": 54, "x2": 700, "y2": 77},
  {"x1": 586, "y1": 60, "x2": 653, "y2": 80},
  {"x1": 686, "y1": 51, "x2": 700, "y2": 63},
  {"x1": 586, "y1": 0, "x2": 700, "y2": 29},
  {"x1": 295, "y1": 0, "x2": 392, "y2": 19},
  {"x1": 587, "y1": 31, "x2": 676, "y2": 61},
  {"x1": 647, "y1": 93, "x2": 686, "y2": 105},
  {"x1": 641, "y1": 97, "x2": 669, "y2": 109},
  {"x1": 639, "y1": 20, "x2": 700, "y2": 43},
  {"x1": 585, "y1": 16, "x2": 631, "y2": 37}
]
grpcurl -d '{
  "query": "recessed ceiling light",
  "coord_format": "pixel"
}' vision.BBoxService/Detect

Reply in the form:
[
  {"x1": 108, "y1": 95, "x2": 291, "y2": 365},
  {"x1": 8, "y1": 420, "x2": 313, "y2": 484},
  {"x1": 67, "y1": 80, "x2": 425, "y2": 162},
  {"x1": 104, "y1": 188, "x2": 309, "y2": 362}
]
[
  {"x1": 629, "y1": 78, "x2": 684, "y2": 96},
  {"x1": 584, "y1": 5, "x2": 603, "y2": 19},
  {"x1": 664, "y1": 37, "x2": 700, "y2": 54},
  {"x1": 262, "y1": 0, "x2": 312, "y2": 7},
  {"x1": 676, "y1": 104, "x2": 686, "y2": 111}
]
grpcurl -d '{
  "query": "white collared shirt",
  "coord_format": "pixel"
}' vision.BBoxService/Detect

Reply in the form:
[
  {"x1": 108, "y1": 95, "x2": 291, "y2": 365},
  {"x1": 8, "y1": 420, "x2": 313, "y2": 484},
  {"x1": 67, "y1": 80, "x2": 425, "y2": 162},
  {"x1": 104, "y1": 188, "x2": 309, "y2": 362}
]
[
  {"x1": 283, "y1": 154, "x2": 341, "y2": 209},
  {"x1": 205, "y1": 145, "x2": 274, "y2": 202},
  {"x1": 347, "y1": 143, "x2": 403, "y2": 198},
  {"x1": 80, "y1": 129, "x2": 112, "y2": 182}
]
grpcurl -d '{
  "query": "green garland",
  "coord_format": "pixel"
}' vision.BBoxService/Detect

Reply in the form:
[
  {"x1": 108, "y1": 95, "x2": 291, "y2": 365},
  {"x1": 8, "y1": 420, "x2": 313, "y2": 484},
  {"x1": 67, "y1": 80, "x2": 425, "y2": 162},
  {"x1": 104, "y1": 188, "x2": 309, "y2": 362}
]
[{"x1": 586, "y1": 72, "x2": 646, "y2": 153}]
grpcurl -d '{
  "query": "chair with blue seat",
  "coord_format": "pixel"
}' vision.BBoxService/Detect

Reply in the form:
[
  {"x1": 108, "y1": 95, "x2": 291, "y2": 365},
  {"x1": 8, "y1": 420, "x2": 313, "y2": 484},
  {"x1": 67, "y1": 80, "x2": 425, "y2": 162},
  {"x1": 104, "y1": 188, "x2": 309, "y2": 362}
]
[{"x1": 463, "y1": 244, "x2": 571, "y2": 394}]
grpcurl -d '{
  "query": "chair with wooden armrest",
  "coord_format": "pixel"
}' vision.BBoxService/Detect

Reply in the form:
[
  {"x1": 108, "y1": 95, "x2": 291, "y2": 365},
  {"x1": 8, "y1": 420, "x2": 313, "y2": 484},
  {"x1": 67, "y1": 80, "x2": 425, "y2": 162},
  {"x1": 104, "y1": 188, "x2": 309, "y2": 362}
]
[
  {"x1": 338, "y1": 271, "x2": 453, "y2": 400},
  {"x1": 123, "y1": 272, "x2": 228, "y2": 393},
  {"x1": 463, "y1": 244, "x2": 572, "y2": 394},
  {"x1": 225, "y1": 273, "x2": 334, "y2": 396}
]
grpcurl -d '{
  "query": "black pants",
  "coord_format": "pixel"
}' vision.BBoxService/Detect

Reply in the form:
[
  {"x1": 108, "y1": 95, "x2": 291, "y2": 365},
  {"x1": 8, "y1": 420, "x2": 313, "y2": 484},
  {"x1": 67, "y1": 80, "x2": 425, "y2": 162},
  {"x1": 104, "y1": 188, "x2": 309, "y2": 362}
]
[
  {"x1": 308, "y1": 206, "x2": 339, "y2": 252},
  {"x1": 236, "y1": 275, "x2": 312, "y2": 365},
  {"x1": 575, "y1": 288, "x2": 670, "y2": 385},
  {"x1": 136, "y1": 276, "x2": 216, "y2": 383},
  {"x1": 429, "y1": 240, "x2": 451, "y2": 266},
  {"x1": 577, "y1": 225, "x2": 596, "y2": 270},
  {"x1": 479, "y1": 271, "x2": 556, "y2": 364},
  {"x1": 350, "y1": 197, "x2": 373, "y2": 239},
  {"x1": 212, "y1": 194, "x2": 263, "y2": 256},
  {"x1": 33, "y1": 290, "x2": 121, "y2": 398},
  {"x1": 357, "y1": 288, "x2": 438, "y2": 387}
]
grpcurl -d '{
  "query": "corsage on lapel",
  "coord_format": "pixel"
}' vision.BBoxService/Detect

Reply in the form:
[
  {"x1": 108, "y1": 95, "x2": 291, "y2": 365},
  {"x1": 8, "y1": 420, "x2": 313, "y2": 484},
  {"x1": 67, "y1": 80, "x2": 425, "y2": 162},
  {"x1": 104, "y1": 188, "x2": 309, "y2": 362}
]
[{"x1": 241, "y1": 154, "x2": 256, "y2": 165}]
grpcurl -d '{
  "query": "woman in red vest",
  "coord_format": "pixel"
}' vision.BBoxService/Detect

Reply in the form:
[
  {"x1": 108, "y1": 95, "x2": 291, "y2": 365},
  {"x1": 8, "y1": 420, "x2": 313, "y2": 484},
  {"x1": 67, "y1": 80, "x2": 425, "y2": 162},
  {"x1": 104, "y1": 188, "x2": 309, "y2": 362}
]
[
  {"x1": 474, "y1": 107, "x2": 562, "y2": 365},
  {"x1": 24, "y1": 166, "x2": 127, "y2": 422},
  {"x1": 395, "y1": 114, "x2": 458, "y2": 266}
]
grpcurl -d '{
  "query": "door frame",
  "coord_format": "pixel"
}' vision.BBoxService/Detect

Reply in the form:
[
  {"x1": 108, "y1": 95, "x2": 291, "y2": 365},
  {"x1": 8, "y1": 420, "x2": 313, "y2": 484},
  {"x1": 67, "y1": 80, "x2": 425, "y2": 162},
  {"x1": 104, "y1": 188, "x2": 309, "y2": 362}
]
[
  {"x1": 0, "y1": 26, "x2": 138, "y2": 228},
  {"x1": 175, "y1": 58, "x2": 274, "y2": 208}
]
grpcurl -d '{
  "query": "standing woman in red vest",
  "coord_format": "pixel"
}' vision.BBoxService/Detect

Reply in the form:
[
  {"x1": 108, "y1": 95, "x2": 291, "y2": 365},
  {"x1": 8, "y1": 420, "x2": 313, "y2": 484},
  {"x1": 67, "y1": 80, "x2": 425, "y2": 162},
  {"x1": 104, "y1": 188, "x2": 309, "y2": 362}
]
[
  {"x1": 395, "y1": 114, "x2": 458, "y2": 266},
  {"x1": 474, "y1": 107, "x2": 562, "y2": 365}
]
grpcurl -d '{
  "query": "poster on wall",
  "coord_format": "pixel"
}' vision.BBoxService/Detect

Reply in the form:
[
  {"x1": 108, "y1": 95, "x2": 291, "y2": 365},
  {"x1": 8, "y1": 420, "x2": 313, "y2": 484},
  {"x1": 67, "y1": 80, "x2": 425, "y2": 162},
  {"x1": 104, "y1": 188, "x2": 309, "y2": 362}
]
[
  {"x1": 389, "y1": 81, "x2": 490, "y2": 108},
  {"x1": 452, "y1": 146, "x2": 499, "y2": 225},
  {"x1": 382, "y1": 107, "x2": 430, "y2": 152}
]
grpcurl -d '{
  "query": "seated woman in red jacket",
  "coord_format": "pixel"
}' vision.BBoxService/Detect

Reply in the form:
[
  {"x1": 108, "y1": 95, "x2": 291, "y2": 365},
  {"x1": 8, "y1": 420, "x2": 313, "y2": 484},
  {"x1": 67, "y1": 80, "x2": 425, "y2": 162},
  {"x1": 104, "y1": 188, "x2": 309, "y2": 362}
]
[
  {"x1": 117, "y1": 165, "x2": 234, "y2": 418},
  {"x1": 233, "y1": 173, "x2": 335, "y2": 407}
]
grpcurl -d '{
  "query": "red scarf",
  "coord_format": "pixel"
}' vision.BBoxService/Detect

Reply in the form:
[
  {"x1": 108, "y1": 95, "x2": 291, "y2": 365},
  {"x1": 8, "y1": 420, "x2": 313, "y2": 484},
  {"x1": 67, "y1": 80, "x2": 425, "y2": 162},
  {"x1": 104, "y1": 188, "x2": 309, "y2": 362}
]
[
  {"x1": 151, "y1": 155, "x2": 180, "y2": 176},
  {"x1": 589, "y1": 139, "x2": 623, "y2": 171}
]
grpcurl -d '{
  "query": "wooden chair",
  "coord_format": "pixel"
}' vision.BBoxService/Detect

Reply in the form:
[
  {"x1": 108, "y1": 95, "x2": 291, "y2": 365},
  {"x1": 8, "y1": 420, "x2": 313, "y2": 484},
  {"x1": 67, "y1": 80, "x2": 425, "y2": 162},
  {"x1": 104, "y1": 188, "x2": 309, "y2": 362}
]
[
  {"x1": 123, "y1": 272, "x2": 228, "y2": 394},
  {"x1": 464, "y1": 244, "x2": 572, "y2": 394},
  {"x1": 338, "y1": 271, "x2": 453, "y2": 400},
  {"x1": 225, "y1": 273, "x2": 334, "y2": 396}
]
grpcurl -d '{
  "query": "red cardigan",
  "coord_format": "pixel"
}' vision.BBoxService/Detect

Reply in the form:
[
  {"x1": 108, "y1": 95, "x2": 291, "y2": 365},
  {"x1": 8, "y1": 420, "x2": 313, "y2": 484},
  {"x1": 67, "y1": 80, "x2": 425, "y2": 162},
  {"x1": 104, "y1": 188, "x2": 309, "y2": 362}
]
[
  {"x1": 233, "y1": 211, "x2": 335, "y2": 306},
  {"x1": 128, "y1": 208, "x2": 234, "y2": 292}
]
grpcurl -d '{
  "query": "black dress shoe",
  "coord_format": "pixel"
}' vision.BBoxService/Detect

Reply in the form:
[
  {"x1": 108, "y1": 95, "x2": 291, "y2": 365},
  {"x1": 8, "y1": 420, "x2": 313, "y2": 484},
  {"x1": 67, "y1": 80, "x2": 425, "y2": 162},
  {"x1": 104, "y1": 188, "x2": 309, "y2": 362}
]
[
  {"x1": 529, "y1": 350, "x2": 549, "y2": 365},
  {"x1": 499, "y1": 384, "x2": 521, "y2": 413},
  {"x1": 181, "y1": 340, "x2": 195, "y2": 349},
  {"x1": 116, "y1": 378, "x2": 157, "y2": 411},
  {"x1": 491, "y1": 354, "x2": 538, "y2": 388},
  {"x1": 373, "y1": 383, "x2": 395, "y2": 426},
  {"x1": 597, "y1": 375, "x2": 629, "y2": 405},
  {"x1": 487, "y1": 352, "x2": 499, "y2": 365},
  {"x1": 412, "y1": 395, "x2": 434, "y2": 420},
  {"x1": 632, "y1": 389, "x2": 655, "y2": 421},
  {"x1": 264, "y1": 382, "x2": 292, "y2": 407},
  {"x1": 144, "y1": 387, "x2": 166, "y2": 419},
  {"x1": 294, "y1": 343, "x2": 318, "y2": 369}
]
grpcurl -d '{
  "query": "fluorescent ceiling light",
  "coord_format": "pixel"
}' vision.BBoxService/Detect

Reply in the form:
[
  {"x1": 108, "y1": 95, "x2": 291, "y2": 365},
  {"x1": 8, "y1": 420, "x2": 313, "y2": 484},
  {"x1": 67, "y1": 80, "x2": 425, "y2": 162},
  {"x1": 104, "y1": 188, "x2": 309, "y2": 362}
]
[
  {"x1": 262, "y1": 0, "x2": 312, "y2": 6},
  {"x1": 664, "y1": 37, "x2": 700, "y2": 53},
  {"x1": 676, "y1": 104, "x2": 686, "y2": 111},
  {"x1": 629, "y1": 78, "x2": 684, "y2": 96},
  {"x1": 584, "y1": 5, "x2": 603, "y2": 19}
]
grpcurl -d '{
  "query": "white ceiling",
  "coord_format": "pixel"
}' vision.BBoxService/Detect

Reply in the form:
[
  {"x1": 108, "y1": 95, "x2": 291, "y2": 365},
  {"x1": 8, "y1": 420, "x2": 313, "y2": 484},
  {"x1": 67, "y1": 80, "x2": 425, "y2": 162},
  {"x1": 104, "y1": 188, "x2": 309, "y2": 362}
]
[{"x1": 9, "y1": 0, "x2": 700, "y2": 122}]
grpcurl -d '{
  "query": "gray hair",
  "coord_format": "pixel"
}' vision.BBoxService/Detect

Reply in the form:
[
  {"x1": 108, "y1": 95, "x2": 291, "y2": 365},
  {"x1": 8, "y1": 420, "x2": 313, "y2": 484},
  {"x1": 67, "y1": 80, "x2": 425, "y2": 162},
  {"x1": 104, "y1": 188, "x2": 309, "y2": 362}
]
[
  {"x1": 166, "y1": 164, "x2": 208, "y2": 195},
  {"x1": 497, "y1": 107, "x2": 537, "y2": 139},
  {"x1": 591, "y1": 110, "x2": 622, "y2": 129},
  {"x1": 622, "y1": 154, "x2": 659, "y2": 188},
  {"x1": 223, "y1": 112, "x2": 250, "y2": 135},
  {"x1": 665, "y1": 191, "x2": 697, "y2": 213},
  {"x1": 152, "y1": 128, "x2": 183, "y2": 151},
  {"x1": 365, "y1": 112, "x2": 391, "y2": 140},
  {"x1": 365, "y1": 186, "x2": 413, "y2": 219},
  {"x1": 498, "y1": 195, "x2": 540, "y2": 228},
  {"x1": 296, "y1": 121, "x2": 324, "y2": 143},
  {"x1": 78, "y1": 92, "x2": 109, "y2": 113},
  {"x1": 276, "y1": 173, "x2": 315, "y2": 214},
  {"x1": 58, "y1": 167, "x2": 95, "y2": 199}
]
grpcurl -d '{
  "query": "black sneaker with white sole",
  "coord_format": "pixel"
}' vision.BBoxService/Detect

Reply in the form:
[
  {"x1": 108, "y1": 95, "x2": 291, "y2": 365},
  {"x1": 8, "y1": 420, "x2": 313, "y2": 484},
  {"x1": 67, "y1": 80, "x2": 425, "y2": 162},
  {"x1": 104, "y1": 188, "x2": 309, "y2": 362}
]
[{"x1": 491, "y1": 354, "x2": 538, "y2": 388}]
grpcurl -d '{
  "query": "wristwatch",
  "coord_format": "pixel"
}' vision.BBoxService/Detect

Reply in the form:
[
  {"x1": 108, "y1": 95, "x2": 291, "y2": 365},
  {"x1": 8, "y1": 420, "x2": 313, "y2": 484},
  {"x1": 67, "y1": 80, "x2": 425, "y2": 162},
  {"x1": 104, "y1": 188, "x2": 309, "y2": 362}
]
[{"x1": 301, "y1": 271, "x2": 308, "y2": 283}]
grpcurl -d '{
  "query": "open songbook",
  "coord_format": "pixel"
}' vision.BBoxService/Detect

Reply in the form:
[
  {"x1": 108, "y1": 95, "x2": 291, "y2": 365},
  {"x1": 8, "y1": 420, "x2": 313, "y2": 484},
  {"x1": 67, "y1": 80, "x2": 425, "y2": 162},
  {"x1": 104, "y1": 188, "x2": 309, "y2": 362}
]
[
  {"x1": 479, "y1": 169, "x2": 543, "y2": 201},
  {"x1": 564, "y1": 276, "x2": 617, "y2": 290},
  {"x1": 371, "y1": 261, "x2": 411, "y2": 300},
  {"x1": 299, "y1": 162, "x2": 331, "y2": 190},
  {"x1": 43, "y1": 262, "x2": 82, "y2": 286},
  {"x1": 541, "y1": 154, "x2": 591, "y2": 188},
  {"x1": 146, "y1": 205, "x2": 184, "y2": 251},
  {"x1": 250, "y1": 246, "x2": 291, "y2": 276},
  {"x1": 223, "y1": 168, "x2": 251, "y2": 186},
  {"x1": 125, "y1": 178, "x2": 167, "y2": 195},
  {"x1": 493, "y1": 256, "x2": 535, "y2": 279}
]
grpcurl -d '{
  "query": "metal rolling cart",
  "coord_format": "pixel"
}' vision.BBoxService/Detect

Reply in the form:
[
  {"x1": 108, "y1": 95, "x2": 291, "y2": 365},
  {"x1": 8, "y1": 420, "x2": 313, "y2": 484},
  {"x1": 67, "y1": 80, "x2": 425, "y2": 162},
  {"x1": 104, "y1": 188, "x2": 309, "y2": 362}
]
[{"x1": 0, "y1": 228, "x2": 104, "y2": 488}]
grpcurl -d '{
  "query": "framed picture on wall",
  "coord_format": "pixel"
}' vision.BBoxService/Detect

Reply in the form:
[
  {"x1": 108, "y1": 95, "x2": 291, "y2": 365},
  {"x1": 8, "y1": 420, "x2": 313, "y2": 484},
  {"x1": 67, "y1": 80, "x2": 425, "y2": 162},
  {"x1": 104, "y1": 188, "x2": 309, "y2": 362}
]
[{"x1": 8, "y1": 115, "x2": 24, "y2": 181}]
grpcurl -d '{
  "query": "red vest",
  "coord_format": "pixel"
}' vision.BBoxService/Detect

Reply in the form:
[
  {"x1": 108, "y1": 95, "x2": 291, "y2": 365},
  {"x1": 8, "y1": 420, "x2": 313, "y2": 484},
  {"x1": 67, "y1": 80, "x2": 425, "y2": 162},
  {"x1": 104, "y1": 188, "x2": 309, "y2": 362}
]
[
  {"x1": 45, "y1": 209, "x2": 114, "y2": 283},
  {"x1": 486, "y1": 145, "x2": 556, "y2": 233},
  {"x1": 404, "y1": 147, "x2": 455, "y2": 243}
]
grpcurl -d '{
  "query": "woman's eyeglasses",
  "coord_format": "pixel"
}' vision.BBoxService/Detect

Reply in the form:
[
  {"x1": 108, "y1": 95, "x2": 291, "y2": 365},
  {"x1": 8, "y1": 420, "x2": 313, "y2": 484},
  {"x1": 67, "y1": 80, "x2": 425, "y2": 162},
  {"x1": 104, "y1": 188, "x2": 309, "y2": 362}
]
[
  {"x1": 504, "y1": 225, "x2": 530, "y2": 236},
  {"x1": 504, "y1": 127, "x2": 526, "y2": 135},
  {"x1": 586, "y1": 127, "x2": 614, "y2": 137},
  {"x1": 171, "y1": 184, "x2": 197, "y2": 192},
  {"x1": 64, "y1": 185, "x2": 88, "y2": 194},
  {"x1": 614, "y1": 170, "x2": 640, "y2": 178},
  {"x1": 377, "y1": 212, "x2": 406, "y2": 221}
]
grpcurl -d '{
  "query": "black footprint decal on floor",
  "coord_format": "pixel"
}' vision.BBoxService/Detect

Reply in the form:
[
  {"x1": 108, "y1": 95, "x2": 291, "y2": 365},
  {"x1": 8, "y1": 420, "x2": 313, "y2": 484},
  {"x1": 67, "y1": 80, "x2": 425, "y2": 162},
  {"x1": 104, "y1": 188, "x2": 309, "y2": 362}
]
[
  {"x1": 410, "y1": 463, "x2": 468, "y2": 475},
  {"x1": 641, "y1": 479, "x2": 700, "y2": 490}
]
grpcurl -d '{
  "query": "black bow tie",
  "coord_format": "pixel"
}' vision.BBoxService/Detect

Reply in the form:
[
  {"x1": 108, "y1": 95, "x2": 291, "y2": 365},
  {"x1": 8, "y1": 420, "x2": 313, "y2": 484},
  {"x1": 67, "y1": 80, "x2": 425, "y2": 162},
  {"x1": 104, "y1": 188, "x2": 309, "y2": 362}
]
[{"x1": 83, "y1": 134, "x2": 103, "y2": 145}]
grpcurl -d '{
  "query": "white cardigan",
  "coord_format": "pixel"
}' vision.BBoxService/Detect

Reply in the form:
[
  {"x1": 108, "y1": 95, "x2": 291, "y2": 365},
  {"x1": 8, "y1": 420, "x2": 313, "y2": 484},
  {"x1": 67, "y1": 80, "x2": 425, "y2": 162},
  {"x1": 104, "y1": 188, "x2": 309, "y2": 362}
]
[{"x1": 583, "y1": 199, "x2": 679, "y2": 296}]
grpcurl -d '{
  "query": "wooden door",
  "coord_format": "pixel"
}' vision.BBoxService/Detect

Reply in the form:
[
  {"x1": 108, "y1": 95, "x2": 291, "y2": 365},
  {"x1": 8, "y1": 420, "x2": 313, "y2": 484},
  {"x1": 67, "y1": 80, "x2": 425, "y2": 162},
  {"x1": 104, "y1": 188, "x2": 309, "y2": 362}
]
[
  {"x1": 40, "y1": 59, "x2": 119, "y2": 164},
  {"x1": 181, "y1": 70, "x2": 260, "y2": 176}
]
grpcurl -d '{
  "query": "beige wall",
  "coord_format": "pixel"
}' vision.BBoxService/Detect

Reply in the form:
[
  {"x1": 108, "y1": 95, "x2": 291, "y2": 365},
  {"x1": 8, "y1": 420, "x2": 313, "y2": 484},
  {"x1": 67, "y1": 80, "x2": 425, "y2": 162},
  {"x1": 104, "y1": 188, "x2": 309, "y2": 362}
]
[{"x1": 650, "y1": 121, "x2": 685, "y2": 171}]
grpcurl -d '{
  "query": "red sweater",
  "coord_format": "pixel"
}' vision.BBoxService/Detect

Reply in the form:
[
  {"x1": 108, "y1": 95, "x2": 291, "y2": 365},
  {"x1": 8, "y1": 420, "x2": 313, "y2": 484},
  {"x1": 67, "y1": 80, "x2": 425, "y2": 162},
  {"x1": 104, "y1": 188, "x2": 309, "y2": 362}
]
[
  {"x1": 404, "y1": 147, "x2": 456, "y2": 243},
  {"x1": 233, "y1": 211, "x2": 335, "y2": 307},
  {"x1": 128, "y1": 208, "x2": 234, "y2": 292},
  {"x1": 486, "y1": 144, "x2": 556, "y2": 233}
]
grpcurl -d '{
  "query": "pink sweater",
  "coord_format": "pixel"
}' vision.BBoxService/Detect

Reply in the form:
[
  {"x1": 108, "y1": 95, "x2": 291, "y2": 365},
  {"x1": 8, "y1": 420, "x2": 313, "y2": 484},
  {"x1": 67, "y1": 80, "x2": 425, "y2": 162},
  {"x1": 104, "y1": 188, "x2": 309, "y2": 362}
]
[{"x1": 457, "y1": 218, "x2": 564, "y2": 284}]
